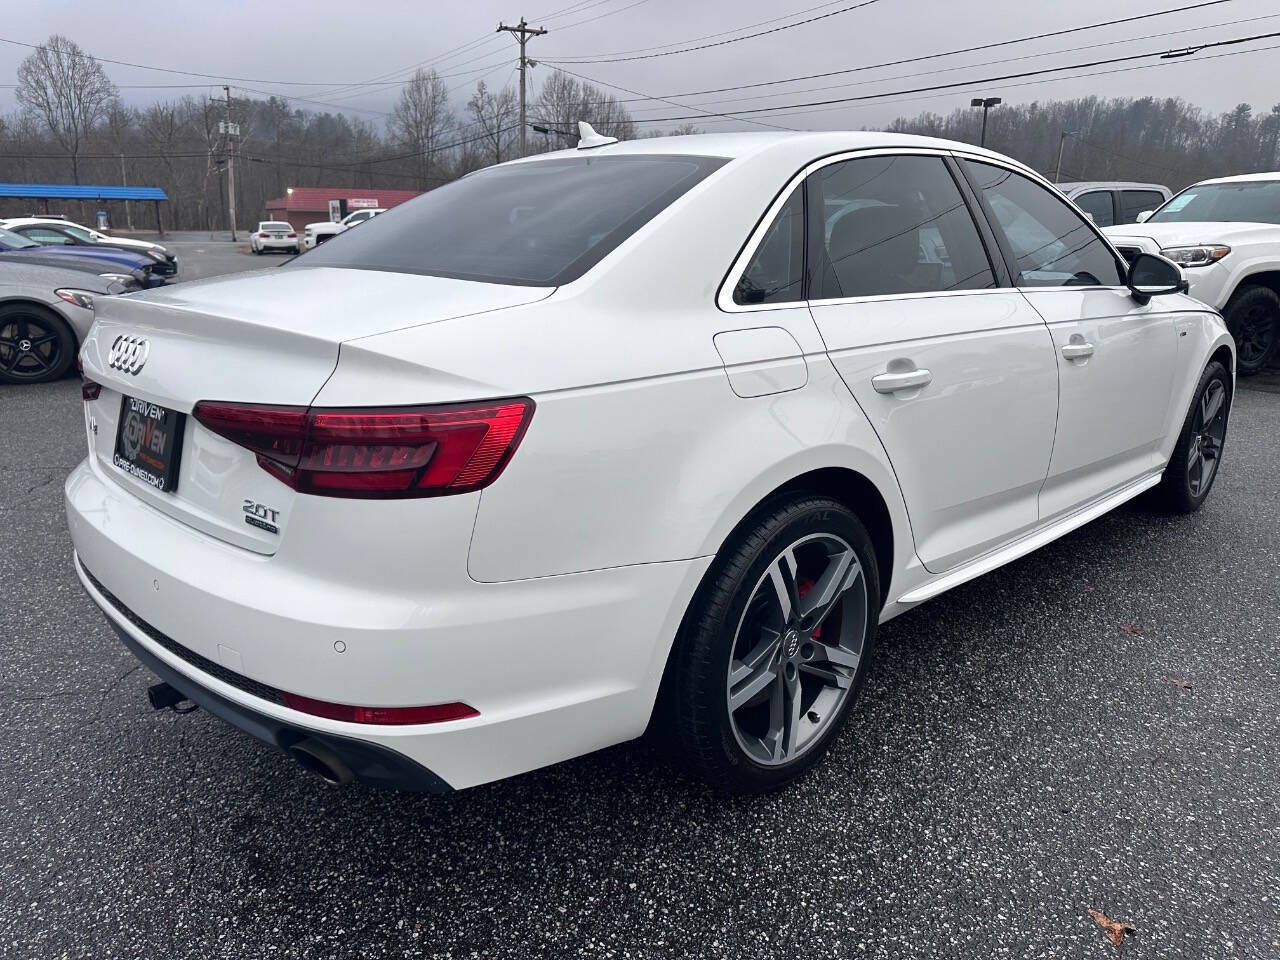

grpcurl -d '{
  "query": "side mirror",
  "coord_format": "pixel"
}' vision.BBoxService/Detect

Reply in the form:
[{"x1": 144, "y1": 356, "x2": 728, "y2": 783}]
[
  {"x1": 1135, "y1": 210, "x2": 1153, "y2": 223},
  {"x1": 1128, "y1": 252, "x2": 1187, "y2": 304}
]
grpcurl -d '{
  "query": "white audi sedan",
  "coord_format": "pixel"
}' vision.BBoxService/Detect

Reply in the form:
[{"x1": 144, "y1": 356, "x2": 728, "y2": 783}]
[{"x1": 67, "y1": 132, "x2": 1234, "y2": 794}]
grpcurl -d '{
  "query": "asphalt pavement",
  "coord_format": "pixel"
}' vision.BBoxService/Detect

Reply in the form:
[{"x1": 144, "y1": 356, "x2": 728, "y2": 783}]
[{"x1": 1, "y1": 325, "x2": 1278, "y2": 956}]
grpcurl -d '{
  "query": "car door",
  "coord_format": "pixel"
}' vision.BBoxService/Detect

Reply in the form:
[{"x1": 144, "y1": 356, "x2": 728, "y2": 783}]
[
  {"x1": 957, "y1": 159, "x2": 1179, "y2": 520},
  {"x1": 806, "y1": 152, "x2": 1060, "y2": 573}
]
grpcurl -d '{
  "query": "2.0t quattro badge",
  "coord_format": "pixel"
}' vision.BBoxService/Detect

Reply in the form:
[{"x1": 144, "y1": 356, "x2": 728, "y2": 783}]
[{"x1": 107, "y1": 335, "x2": 149, "y2": 375}]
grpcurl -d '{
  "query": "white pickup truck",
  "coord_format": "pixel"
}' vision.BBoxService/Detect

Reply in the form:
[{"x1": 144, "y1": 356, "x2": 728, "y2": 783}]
[
  {"x1": 1104, "y1": 172, "x2": 1280, "y2": 375},
  {"x1": 301, "y1": 207, "x2": 385, "y2": 250}
]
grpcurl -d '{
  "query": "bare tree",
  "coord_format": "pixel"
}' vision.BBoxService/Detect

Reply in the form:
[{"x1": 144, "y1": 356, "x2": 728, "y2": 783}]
[
  {"x1": 534, "y1": 70, "x2": 636, "y2": 149},
  {"x1": 15, "y1": 34, "x2": 118, "y2": 183},
  {"x1": 390, "y1": 69, "x2": 455, "y2": 189},
  {"x1": 467, "y1": 80, "x2": 518, "y2": 165}
]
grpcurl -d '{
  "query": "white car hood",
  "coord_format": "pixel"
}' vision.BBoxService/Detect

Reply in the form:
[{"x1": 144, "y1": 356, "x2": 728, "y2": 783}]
[{"x1": 1103, "y1": 221, "x2": 1278, "y2": 247}]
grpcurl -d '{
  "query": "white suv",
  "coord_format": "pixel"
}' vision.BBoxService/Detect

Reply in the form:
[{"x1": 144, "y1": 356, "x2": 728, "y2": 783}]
[
  {"x1": 68, "y1": 133, "x2": 1233, "y2": 794},
  {"x1": 1105, "y1": 173, "x2": 1280, "y2": 374}
]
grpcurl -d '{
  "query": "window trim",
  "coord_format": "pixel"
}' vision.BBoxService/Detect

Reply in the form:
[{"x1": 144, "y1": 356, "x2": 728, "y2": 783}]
[
  {"x1": 718, "y1": 146, "x2": 1008, "y2": 313},
  {"x1": 953, "y1": 153, "x2": 1131, "y2": 292}
]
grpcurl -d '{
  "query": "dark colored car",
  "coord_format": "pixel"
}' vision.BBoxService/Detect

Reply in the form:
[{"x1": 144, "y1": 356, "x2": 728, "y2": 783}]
[
  {"x1": 4, "y1": 220, "x2": 178, "y2": 278},
  {"x1": 0, "y1": 227, "x2": 160, "y2": 286}
]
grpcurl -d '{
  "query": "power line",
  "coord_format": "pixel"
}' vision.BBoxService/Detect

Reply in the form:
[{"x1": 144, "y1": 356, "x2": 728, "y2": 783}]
[
  {"x1": 588, "y1": 28, "x2": 1280, "y2": 124},
  {"x1": 573, "y1": 0, "x2": 1240, "y2": 102},
  {"x1": 539, "y1": 65, "x2": 797, "y2": 132},
  {"x1": 544, "y1": 0, "x2": 865, "y2": 61},
  {"x1": 541, "y1": 0, "x2": 881, "y2": 64},
  {"x1": 617, "y1": 11, "x2": 1280, "y2": 115}
]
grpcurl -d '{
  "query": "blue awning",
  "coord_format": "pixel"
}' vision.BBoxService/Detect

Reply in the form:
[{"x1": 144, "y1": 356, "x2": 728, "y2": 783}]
[{"x1": 0, "y1": 183, "x2": 168, "y2": 201}]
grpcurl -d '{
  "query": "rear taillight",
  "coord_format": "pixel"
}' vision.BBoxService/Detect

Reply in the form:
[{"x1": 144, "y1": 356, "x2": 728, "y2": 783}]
[
  {"x1": 77, "y1": 356, "x2": 100, "y2": 401},
  {"x1": 259, "y1": 232, "x2": 269, "y2": 238},
  {"x1": 281, "y1": 692, "x2": 478, "y2": 725},
  {"x1": 192, "y1": 398, "x2": 534, "y2": 498},
  {"x1": 288, "y1": 232, "x2": 297, "y2": 238}
]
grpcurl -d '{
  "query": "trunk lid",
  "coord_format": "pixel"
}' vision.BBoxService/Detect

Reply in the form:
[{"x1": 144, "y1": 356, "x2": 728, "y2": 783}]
[{"x1": 79, "y1": 266, "x2": 551, "y2": 554}]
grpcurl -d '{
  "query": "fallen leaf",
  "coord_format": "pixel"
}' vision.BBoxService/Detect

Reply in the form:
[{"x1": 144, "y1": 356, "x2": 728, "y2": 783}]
[
  {"x1": 1119, "y1": 623, "x2": 1144, "y2": 636},
  {"x1": 1167, "y1": 676, "x2": 1192, "y2": 690},
  {"x1": 1089, "y1": 907, "x2": 1136, "y2": 947}
]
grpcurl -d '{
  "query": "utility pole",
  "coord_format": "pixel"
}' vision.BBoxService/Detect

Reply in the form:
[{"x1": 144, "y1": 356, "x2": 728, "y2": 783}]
[
  {"x1": 119, "y1": 152, "x2": 135, "y2": 231},
  {"x1": 1053, "y1": 130, "x2": 1077, "y2": 183},
  {"x1": 497, "y1": 17, "x2": 547, "y2": 157},
  {"x1": 970, "y1": 96, "x2": 1001, "y2": 148},
  {"x1": 218, "y1": 85, "x2": 239, "y2": 240}
]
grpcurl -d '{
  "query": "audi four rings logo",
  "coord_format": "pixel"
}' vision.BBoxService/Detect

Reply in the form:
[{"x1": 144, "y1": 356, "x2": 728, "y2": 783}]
[{"x1": 107, "y1": 335, "x2": 149, "y2": 375}]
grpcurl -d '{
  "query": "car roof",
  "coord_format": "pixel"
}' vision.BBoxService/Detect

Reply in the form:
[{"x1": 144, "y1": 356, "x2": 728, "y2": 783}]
[
  {"x1": 1, "y1": 217, "x2": 87, "y2": 229},
  {"x1": 1188, "y1": 171, "x2": 1280, "y2": 187},
  {"x1": 506, "y1": 130, "x2": 1038, "y2": 176},
  {"x1": 1057, "y1": 181, "x2": 1169, "y2": 192}
]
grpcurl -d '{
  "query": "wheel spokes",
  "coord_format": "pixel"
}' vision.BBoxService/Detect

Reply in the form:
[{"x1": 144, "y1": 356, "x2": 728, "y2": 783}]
[
  {"x1": 1202, "y1": 382, "x2": 1224, "y2": 426},
  {"x1": 728, "y1": 633, "x2": 781, "y2": 712},
  {"x1": 767, "y1": 548, "x2": 800, "y2": 622},
  {"x1": 799, "y1": 547, "x2": 861, "y2": 632}
]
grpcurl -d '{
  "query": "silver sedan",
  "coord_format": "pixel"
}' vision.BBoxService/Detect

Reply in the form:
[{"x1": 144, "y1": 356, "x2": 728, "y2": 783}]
[{"x1": 0, "y1": 259, "x2": 126, "y2": 384}]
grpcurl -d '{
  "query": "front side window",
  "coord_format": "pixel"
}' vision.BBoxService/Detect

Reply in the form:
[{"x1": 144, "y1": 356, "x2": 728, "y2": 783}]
[
  {"x1": 1073, "y1": 191, "x2": 1115, "y2": 227},
  {"x1": 20, "y1": 228, "x2": 72, "y2": 245},
  {"x1": 1148, "y1": 180, "x2": 1280, "y2": 224},
  {"x1": 809, "y1": 154, "x2": 996, "y2": 300},
  {"x1": 962, "y1": 160, "x2": 1124, "y2": 288},
  {"x1": 1119, "y1": 190, "x2": 1166, "y2": 223},
  {"x1": 734, "y1": 186, "x2": 804, "y2": 305},
  {"x1": 298, "y1": 154, "x2": 727, "y2": 286}
]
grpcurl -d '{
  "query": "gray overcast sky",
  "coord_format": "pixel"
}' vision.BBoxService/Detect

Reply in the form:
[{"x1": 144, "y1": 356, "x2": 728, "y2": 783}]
[{"x1": 2, "y1": 0, "x2": 1278, "y2": 132}]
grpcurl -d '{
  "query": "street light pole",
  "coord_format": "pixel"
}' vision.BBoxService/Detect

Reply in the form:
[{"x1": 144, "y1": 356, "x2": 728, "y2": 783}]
[
  {"x1": 970, "y1": 96, "x2": 1002, "y2": 148},
  {"x1": 1054, "y1": 130, "x2": 1077, "y2": 183}
]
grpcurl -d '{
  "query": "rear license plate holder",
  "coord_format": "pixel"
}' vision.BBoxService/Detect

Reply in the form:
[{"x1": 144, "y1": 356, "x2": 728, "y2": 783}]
[{"x1": 113, "y1": 395, "x2": 185, "y2": 492}]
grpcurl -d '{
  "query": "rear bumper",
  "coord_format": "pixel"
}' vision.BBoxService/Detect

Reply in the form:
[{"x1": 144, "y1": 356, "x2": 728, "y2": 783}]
[
  {"x1": 65, "y1": 457, "x2": 708, "y2": 789},
  {"x1": 80, "y1": 558, "x2": 450, "y2": 792}
]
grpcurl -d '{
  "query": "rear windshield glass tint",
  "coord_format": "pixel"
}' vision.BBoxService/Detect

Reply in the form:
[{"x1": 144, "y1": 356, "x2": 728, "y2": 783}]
[
  {"x1": 261, "y1": 222, "x2": 292, "y2": 231},
  {"x1": 293, "y1": 154, "x2": 728, "y2": 286}
]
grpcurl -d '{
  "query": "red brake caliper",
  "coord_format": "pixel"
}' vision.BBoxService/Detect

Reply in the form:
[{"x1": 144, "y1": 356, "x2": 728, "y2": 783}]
[{"x1": 796, "y1": 577, "x2": 821, "y2": 639}]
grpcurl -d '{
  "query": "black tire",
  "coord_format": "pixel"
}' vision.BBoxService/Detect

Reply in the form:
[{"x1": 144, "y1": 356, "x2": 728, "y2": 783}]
[
  {"x1": 0, "y1": 302, "x2": 76, "y2": 385},
  {"x1": 1155, "y1": 360, "x2": 1232, "y2": 513},
  {"x1": 663, "y1": 495, "x2": 880, "y2": 793},
  {"x1": 1223, "y1": 285, "x2": 1279, "y2": 376}
]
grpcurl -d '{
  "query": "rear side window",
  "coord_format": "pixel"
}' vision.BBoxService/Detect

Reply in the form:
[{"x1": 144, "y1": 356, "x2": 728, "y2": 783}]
[
  {"x1": 808, "y1": 154, "x2": 996, "y2": 300},
  {"x1": 1119, "y1": 190, "x2": 1166, "y2": 223},
  {"x1": 297, "y1": 155, "x2": 727, "y2": 286},
  {"x1": 1073, "y1": 191, "x2": 1115, "y2": 227},
  {"x1": 962, "y1": 160, "x2": 1124, "y2": 288},
  {"x1": 735, "y1": 186, "x2": 804, "y2": 305}
]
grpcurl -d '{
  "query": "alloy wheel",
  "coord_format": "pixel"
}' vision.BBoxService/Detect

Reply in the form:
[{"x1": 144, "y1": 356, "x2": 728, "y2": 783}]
[
  {"x1": 1233, "y1": 303, "x2": 1277, "y2": 368},
  {"x1": 726, "y1": 533, "x2": 868, "y2": 766},
  {"x1": 1187, "y1": 378, "x2": 1229, "y2": 496},
  {"x1": 0, "y1": 313, "x2": 64, "y2": 381}
]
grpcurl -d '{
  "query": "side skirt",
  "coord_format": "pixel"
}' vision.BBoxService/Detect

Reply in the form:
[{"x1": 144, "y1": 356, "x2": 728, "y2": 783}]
[{"x1": 895, "y1": 471, "x2": 1163, "y2": 605}]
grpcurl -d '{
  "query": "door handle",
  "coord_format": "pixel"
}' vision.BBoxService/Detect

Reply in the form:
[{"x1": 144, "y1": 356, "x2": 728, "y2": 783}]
[
  {"x1": 1061, "y1": 341, "x2": 1095, "y2": 360},
  {"x1": 871, "y1": 368, "x2": 933, "y2": 394}
]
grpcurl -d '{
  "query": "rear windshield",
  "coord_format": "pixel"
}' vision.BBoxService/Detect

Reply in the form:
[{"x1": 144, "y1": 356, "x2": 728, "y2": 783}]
[
  {"x1": 293, "y1": 154, "x2": 728, "y2": 286},
  {"x1": 260, "y1": 222, "x2": 292, "y2": 231}
]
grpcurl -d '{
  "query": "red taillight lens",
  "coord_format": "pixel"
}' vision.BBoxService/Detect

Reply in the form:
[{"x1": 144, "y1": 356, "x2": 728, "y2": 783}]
[
  {"x1": 77, "y1": 356, "x2": 100, "y2": 401},
  {"x1": 192, "y1": 398, "x2": 533, "y2": 498},
  {"x1": 282, "y1": 692, "x2": 478, "y2": 725},
  {"x1": 288, "y1": 232, "x2": 297, "y2": 238},
  {"x1": 259, "y1": 232, "x2": 270, "y2": 238}
]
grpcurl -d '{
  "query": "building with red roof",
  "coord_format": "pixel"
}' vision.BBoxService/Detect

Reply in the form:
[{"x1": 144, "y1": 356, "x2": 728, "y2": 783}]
[{"x1": 263, "y1": 186, "x2": 422, "y2": 233}]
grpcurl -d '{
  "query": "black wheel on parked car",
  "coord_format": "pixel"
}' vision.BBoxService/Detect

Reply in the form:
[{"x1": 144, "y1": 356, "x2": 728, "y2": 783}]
[
  {"x1": 1223, "y1": 285, "x2": 1280, "y2": 376},
  {"x1": 662, "y1": 494, "x2": 880, "y2": 793},
  {"x1": 1156, "y1": 360, "x2": 1232, "y2": 513},
  {"x1": 0, "y1": 303, "x2": 76, "y2": 385}
]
